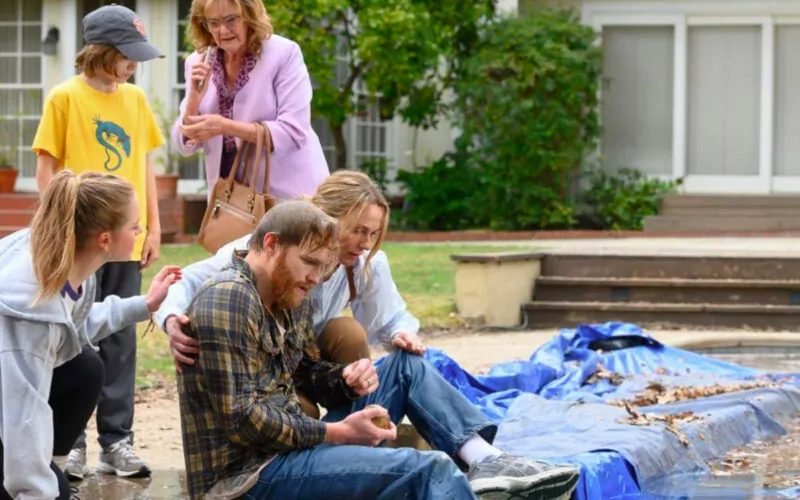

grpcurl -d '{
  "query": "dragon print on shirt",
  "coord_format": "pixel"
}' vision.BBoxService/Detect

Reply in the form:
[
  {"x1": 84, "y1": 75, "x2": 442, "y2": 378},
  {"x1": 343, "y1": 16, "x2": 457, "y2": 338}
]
[{"x1": 93, "y1": 115, "x2": 131, "y2": 172}]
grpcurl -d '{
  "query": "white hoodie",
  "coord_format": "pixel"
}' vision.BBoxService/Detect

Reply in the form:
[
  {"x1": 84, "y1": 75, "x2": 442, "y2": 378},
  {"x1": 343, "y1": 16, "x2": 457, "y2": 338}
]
[{"x1": 0, "y1": 229, "x2": 150, "y2": 499}]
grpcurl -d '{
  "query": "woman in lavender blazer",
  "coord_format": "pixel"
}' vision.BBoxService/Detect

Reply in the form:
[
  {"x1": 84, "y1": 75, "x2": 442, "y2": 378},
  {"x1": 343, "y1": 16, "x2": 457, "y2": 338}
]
[{"x1": 172, "y1": 0, "x2": 329, "y2": 201}]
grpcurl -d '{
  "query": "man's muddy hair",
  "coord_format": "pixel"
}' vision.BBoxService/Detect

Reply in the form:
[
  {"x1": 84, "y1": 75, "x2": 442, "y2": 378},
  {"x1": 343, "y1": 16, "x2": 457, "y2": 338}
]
[{"x1": 248, "y1": 200, "x2": 339, "y2": 256}]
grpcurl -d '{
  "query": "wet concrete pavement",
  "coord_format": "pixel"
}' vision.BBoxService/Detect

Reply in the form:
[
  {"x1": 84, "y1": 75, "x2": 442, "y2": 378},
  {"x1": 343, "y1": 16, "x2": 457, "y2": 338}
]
[{"x1": 75, "y1": 470, "x2": 187, "y2": 499}]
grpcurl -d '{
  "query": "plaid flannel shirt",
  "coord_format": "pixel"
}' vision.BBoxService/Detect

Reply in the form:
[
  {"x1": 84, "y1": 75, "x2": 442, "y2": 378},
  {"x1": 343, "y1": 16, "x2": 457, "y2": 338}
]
[{"x1": 177, "y1": 252, "x2": 360, "y2": 499}]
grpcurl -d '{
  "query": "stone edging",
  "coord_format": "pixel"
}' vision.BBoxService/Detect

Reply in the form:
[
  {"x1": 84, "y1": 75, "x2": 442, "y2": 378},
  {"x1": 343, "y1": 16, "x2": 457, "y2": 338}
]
[
  {"x1": 385, "y1": 230, "x2": 800, "y2": 242},
  {"x1": 670, "y1": 332, "x2": 800, "y2": 350},
  {"x1": 172, "y1": 230, "x2": 800, "y2": 245}
]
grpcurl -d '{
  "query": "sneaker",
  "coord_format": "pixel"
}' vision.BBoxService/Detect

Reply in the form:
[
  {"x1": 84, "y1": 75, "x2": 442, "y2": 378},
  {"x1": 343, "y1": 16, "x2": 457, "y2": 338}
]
[
  {"x1": 70, "y1": 486, "x2": 81, "y2": 500},
  {"x1": 467, "y1": 454, "x2": 580, "y2": 500},
  {"x1": 64, "y1": 448, "x2": 88, "y2": 482},
  {"x1": 96, "y1": 439, "x2": 151, "y2": 478}
]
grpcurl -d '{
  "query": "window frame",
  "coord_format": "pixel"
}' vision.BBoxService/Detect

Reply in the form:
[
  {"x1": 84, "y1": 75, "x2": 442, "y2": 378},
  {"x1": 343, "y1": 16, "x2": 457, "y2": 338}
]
[{"x1": 0, "y1": 0, "x2": 44, "y2": 190}]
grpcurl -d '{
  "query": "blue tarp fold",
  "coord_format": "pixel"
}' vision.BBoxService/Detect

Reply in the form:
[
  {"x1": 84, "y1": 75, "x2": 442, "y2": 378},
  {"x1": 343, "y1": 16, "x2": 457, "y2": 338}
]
[{"x1": 419, "y1": 322, "x2": 800, "y2": 499}]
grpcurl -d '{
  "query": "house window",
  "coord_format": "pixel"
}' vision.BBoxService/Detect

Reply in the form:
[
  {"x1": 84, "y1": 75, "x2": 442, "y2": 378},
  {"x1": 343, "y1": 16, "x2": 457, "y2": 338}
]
[
  {"x1": 687, "y1": 26, "x2": 761, "y2": 176},
  {"x1": 310, "y1": 32, "x2": 395, "y2": 173},
  {"x1": 0, "y1": 0, "x2": 43, "y2": 178},
  {"x1": 173, "y1": 0, "x2": 204, "y2": 183},
  {"x1": 310, "y1": 93, "x2": 393, "y2": 173},
  {"x1": 601, "y1": 26, "x2": 674, "y2": 175},
  {"x1": 352, "y1": 85, "x2": 390, "y2": 171}
]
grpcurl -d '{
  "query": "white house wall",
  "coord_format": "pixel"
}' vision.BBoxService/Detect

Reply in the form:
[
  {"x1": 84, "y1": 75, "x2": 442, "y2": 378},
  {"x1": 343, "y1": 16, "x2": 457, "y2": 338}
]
[{"x1": 583, "y1": 0, "x2": 800, "y2": 194}]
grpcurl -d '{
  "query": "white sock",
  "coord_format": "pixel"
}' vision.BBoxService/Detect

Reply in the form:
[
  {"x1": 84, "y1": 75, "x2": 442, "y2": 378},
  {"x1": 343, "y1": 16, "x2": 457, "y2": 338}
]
[
  {"x1": 457, "y1": 436, "x2": 503, "y2": 465},
  {"x1": 53, "y1": 455, "x2": 67, "y2": 471}
]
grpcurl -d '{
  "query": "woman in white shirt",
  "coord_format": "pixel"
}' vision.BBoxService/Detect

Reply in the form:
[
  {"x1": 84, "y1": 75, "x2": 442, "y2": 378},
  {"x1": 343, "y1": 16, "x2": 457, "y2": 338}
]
[{"x1": 156, "y1": 170, "x2": 424, "y2": 417}]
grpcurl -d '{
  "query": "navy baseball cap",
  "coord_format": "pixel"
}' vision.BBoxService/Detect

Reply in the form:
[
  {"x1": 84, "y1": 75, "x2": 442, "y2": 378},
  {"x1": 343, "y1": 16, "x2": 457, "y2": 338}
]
[{"x1": 82, "y1": 4, "x2": 164, "y2": 62}]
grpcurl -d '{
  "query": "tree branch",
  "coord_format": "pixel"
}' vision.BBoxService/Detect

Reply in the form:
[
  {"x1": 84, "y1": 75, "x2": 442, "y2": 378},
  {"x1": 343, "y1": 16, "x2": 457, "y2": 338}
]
[{"x1": 340, "y1": 63, "x2": 365, "y2": 101}]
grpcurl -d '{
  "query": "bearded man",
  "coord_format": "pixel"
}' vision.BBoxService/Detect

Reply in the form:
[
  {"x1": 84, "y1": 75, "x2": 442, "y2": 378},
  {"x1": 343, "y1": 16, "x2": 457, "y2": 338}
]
[{"x1": 177, "y1": 200, "x2": 579, "y2": 500}]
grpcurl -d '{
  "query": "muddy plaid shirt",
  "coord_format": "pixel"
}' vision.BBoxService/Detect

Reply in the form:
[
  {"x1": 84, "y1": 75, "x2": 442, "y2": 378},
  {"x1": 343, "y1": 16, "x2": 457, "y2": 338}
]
[{"x1": 177, "y1": 252, "x2": 360, "y2": 499}]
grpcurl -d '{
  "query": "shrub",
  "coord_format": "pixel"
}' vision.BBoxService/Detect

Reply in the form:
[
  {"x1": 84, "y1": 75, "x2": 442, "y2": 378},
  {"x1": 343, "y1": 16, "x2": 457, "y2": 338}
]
[
  {"x1": 395, "y1": 149, "x2": 485, "y2": 231},
  {"x1": 577, "y1": 167, "x2": 683, "y2": 230},
  {"x1": 451, "y1": 9, "x2": 602, "y2": 230}
]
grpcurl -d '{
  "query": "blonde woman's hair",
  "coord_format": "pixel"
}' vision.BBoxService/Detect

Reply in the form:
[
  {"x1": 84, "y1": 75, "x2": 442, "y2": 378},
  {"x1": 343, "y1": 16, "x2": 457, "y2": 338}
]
[
  {"x1": 311, "y1": 170, "x2": 390, "y2": 277},
  {"x1": 30, "y1": 170, "x2": 135, "y2": 304},
  {"x1": 187, "y1": 0, "x2": 272, "y2": 57}
]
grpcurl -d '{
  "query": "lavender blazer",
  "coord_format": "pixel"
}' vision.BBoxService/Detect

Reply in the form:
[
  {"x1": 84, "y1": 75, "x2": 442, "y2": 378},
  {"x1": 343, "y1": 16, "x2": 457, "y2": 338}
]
[{"x1": 171, "y1": 35, "x2": 329, "y2": 200}]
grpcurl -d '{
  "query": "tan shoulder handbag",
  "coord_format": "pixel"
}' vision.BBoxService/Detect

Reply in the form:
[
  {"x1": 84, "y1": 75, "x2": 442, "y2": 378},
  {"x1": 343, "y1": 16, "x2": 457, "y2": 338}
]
[{"x1": 197, "y1": 123, "x2": 277, "y2": 253}]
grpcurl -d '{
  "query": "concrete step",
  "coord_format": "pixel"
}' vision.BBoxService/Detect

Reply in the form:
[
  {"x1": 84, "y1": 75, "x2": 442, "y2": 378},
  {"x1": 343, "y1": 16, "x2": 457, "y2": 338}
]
[
  {"x1": 643, "y1": 214, "x2": 800, "y2": 233},
  {"x1": 660, "y1": 207, "x2": 800, "y2": 217},
  {"x1": 541, "y1": 254, "x2": 800, "y2": 280},
  {"x1": 534, "y1": 276, "x2": 800, "y2": 305},
  {"x1": 661, "y1": 194, "x2": 800, "y2": 210},
  {"x1": 522, "y1": 300, "x2": 800, "y2": 330},
  {"x1": 0, "y1": 209, "x2": 34, "y2": 227}
]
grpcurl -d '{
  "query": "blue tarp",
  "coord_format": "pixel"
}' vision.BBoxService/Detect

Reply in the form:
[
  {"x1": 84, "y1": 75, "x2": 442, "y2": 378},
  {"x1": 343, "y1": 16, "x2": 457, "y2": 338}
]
[{"x1": 420, "y1": 322, "x2": 800, "y2": 499}]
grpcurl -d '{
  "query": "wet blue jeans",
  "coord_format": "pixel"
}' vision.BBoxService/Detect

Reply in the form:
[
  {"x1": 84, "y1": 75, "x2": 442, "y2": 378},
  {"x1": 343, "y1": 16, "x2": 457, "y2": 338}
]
[{"x1": 243, "y1": 351, "x2": 497, "y2": 500}]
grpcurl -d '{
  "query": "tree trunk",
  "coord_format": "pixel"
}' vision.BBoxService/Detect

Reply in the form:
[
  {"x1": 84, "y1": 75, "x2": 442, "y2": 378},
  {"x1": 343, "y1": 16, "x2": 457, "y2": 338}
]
[{"x1": 332, "y1": 122, "x2": 348, "y2": 170}]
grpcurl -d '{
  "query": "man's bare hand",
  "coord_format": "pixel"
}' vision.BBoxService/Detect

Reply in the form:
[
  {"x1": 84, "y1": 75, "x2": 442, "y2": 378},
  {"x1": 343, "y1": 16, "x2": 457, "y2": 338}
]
[
  {"x1": 325, "y1": 406, "x2": 397, "y2": 446},
  {"x1": 166, "y1": 314, "x2": 199, "y2": 373},
  {"x1": 343, "y1": 358, "x2": 378, "y2": 397}
]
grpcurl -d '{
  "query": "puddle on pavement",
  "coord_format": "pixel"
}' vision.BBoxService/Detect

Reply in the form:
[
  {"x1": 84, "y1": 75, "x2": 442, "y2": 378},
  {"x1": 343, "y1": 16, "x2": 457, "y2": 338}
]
[
  {"x1": 679, "y1": 347, "x2": 800, "y2": 499},
  {"x1": 75, "y1": 470, "x2": 188, "y2": 499},
  {"x1": 75, "y1": 347, "x2": 800, "y2": 499},
  {"x1": 697, "y1": 345, "x2": 800, "y2": 373}
]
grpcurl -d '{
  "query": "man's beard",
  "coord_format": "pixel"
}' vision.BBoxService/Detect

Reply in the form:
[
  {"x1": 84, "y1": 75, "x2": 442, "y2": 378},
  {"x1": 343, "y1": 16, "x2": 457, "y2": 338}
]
[{"x1": 271, "y1": 253, "x2": 305, "y2": 310}]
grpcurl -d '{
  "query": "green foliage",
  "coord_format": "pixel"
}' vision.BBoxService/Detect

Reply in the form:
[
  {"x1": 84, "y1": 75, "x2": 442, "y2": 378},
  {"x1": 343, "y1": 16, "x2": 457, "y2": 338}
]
[
  {"x1": 357, "y1": 157, "x2": 390, "y2": 195},
  {"x1": 577, "y1": 167, "x2": 683, "y2": 230},
  {"x1": 0, "y1": 109, "x2": 23, "y2": 167},
  {"x1": 150, "y1": 95, "x2": 180, "y2": 174},
  {"x1": 450, "y1": 9, "x2": 602, "y2": 230},
  {"x1": 266, "y1": 0, "x2": 493, "y2": 169},
  {"x1": 396, "y1": 150, "x2": 486, "y2": 231}
]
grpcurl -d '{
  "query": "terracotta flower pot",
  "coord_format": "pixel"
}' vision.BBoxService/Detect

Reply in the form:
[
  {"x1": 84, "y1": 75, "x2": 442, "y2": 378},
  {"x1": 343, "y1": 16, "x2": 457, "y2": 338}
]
[
  {"x1": 0, "y1": 167, "x2": 19, "y2": 194},
  {"x1": 155, "y1": 173, "x2": 180, "y2": 199}
]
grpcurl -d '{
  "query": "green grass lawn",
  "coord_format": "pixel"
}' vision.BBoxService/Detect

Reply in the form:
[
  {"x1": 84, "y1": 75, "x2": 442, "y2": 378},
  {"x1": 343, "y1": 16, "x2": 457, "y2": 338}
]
[{"x1": 136, "y1": 242, "x2": 536, "y2": 386}]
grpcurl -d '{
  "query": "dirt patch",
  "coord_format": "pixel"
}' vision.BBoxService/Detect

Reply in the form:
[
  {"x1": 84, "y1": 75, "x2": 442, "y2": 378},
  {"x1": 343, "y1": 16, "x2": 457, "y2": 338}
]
[
  {"x1": 83, "y1": 328, "x2": 539, "y2": 469},
  {"x1": 84, "y1": 382, "x2": 184, "y2": 471}
]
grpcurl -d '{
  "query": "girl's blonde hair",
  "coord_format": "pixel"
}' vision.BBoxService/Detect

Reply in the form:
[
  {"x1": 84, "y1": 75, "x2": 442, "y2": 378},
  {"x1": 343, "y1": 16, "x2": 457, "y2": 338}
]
[
  {"x1": 311, "y1": 170, "x2": 390, "y2": 276},
  {"x1": 187, "y1": 0, "x2": 272, "y2": 57},
  {"x1": 30, "y1": 170, "x2": 135, "y2": 304}
]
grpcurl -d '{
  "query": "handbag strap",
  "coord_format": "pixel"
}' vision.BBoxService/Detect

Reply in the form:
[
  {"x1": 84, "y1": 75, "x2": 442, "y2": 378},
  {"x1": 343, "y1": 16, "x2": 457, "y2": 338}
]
[
  {"x1": 252, "y1": 122, "x2": 272, "y2": 195},
  {"x1": 244, "y1": 123, "x2": 264, "y2": 196},
  {"x1": 224, "y1": 123, "x2": 271, "y2": 197},
  {"x1": 223, "y1": 138, "x2": 251, "y2": 196}
]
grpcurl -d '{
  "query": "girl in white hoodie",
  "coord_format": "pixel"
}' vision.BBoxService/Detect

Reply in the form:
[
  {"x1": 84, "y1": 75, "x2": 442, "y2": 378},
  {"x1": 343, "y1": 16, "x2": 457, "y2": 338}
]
[{"x1": 0, "y1": 170, "x2": 181, "y2": 500}]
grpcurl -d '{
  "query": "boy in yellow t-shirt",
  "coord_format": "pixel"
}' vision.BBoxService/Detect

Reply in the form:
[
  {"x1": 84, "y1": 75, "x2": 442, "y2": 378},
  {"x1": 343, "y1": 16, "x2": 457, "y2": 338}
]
[{"x1": 31, "y1": 4, "x2": 164, "y2": 482}]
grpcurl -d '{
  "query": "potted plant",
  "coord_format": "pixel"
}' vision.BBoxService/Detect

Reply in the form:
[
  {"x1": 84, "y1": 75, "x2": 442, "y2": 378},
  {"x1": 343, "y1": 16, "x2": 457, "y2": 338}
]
[
  {"x1": 155, "y1": 154, "x2": 180, "y2": 199},
  {"x1": 152, "y1": 96, "x2": 181, "y2": 199},
  {"x1": 0, "y1": 164, "x2": 19, "y2": 194},
  {"x1": 0, "y1": 117, "x2": 19, "y2": 194}
]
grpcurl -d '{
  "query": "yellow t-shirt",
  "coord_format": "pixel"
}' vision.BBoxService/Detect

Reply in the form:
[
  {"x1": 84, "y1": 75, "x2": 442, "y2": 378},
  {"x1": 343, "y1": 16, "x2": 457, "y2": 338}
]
[{"x1": 32, "y1": 76, "x2": 165, "y2": 261}]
